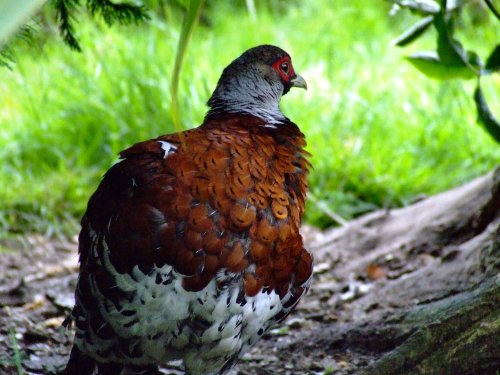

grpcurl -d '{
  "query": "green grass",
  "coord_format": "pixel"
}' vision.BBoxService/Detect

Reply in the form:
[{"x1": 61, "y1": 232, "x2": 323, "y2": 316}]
[
  {"x1": 1, "y1": 0, "x2": 499, "y2": 237},
  {"x1": 0, "y1": 330, "x2": 24, "y2": 374}
]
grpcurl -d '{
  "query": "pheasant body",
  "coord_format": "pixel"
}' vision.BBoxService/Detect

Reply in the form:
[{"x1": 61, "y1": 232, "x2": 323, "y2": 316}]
[{"x1": 65, "y1": 45, "x2": 312, "y2": 375}]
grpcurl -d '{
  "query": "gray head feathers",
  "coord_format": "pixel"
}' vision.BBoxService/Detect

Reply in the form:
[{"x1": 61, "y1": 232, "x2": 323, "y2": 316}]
[{"x1": 206, "y1": 45, "x2": 293, "y2": 124}]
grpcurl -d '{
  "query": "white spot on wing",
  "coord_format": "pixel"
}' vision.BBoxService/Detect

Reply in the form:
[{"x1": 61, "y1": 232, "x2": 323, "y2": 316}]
[{"x1": 158, "y1": 141, "x2": 177, "y2": 159}]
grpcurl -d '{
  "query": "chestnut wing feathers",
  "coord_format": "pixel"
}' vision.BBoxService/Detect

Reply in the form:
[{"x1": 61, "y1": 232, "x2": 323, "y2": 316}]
[{"x1": 79, "y1": 116, "x2": 312, "y2": 301}]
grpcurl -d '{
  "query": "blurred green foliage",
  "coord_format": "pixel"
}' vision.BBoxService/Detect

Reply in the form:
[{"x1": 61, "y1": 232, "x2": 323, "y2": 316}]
[
  {"x1": 0, "y1": 0, "x2": 499, "y2": 238},
  {"x1": 390, "y1": 0, "x2": 500, "y2": 142}
]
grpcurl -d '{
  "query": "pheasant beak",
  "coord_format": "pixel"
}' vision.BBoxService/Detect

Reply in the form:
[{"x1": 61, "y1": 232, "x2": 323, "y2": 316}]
[{"x1": 290, "y1": 74, "x2": 307, "y2": 90}]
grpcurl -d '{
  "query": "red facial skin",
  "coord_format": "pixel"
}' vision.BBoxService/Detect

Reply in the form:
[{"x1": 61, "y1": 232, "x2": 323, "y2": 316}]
[{"x1": 272, "y1": 56, "x2": 296, "y2": 83}]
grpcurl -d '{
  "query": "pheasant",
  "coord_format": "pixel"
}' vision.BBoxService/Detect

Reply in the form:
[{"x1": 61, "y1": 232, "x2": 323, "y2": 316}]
[{"x1": 64, "y1": 45, "x2": 312, "y2": 375}]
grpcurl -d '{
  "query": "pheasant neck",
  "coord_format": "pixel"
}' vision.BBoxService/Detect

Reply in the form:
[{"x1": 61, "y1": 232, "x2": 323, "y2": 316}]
[{"x1": 206, "y1": 73, "x2": 286, "y2": 125}]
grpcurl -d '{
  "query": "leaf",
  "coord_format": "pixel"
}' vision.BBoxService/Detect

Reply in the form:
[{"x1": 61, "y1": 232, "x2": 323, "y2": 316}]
[
  {"x1": 397, "y1": 0, "x2": 440, "y2": 15},
  {"x1": 433, "y1": 14, "x2": 466, "y2": 67},
  {"x1": 474, "y1": 83, "x2": 500, "y2": 143},
  {"x1": 86, "y1": 0, "x2": 150, "y2": 26},
  {"x1": 53, "y1": 0, "x2": 82, "y2": 52},
  {"x1": 405, "y1": 51, "x2": 476, "y2": 80},
  {"x1": 485, "y1": 44, "x2": 500, "y2": 73},
  {"x1": 393, "y1": 16, "x2": 433, "y2": 47},
  {"x1": 170, "y1": 0, "x2": 205, "y2": 131},
  {"x1": 0, "y1": 25, "x2": 33, "y2": 70},
  {"x1": 466, "y1": 50, "x2": 483, "y2": 71},
  {"x1": 367, "y1": 264, "x2": 386, "y2": 280},
  {"x1": 0, "y1": 48, "x2": 13, "y2": 69},
  {"x1": 433, "y1": 12, "x2": 481, "y2": 74}
]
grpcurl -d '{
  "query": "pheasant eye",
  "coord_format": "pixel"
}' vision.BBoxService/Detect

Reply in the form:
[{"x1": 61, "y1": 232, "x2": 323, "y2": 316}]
[{"x1": 280, "y1": 62, "x2": 289, "y2": 74}]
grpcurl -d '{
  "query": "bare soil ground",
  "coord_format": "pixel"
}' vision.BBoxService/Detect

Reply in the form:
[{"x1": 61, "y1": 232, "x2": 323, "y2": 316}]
[{"x1": 1, "y1": 168, "x2": 499, "y2": 375}]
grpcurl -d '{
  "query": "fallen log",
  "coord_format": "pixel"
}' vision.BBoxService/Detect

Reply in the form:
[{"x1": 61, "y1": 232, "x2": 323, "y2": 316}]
[{"x1": 310, "y1": 166, "x2": 499, "y2": 374}]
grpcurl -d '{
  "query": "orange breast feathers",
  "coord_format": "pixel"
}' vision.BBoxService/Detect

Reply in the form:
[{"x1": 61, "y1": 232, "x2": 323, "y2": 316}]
[{"x1": 83, "y1": 115, "x2": 312, "y2": 299}]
